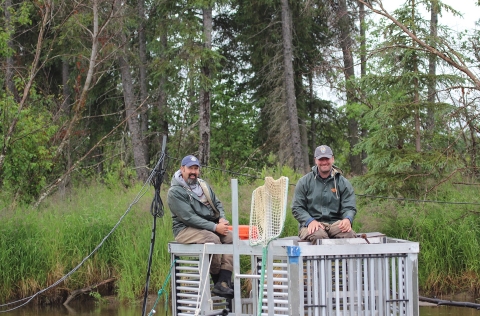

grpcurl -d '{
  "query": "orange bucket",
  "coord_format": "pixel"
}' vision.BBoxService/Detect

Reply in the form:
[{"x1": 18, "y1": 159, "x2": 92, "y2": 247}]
[{"x1": 228, "y1": 225, "x2": 251, "y2": 240}]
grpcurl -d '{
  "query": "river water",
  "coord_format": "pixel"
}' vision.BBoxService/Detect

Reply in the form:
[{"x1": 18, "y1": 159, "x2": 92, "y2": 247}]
[{"x1": 2, "y1": 302, "x2": 478, "y2": 316}]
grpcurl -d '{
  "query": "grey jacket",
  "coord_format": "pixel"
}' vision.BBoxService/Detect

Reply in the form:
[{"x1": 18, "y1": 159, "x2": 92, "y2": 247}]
[
  {"x1": 167, "y1": 173, "x2": 225, "y2": 237},
  {"x1": 292, "y1": 165, "x2": 357, "y2": 226}
]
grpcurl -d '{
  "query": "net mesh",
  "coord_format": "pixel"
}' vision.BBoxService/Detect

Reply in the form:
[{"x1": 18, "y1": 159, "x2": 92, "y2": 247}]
[{"x1": 249, "y1": 176, "x2": 289, "y2": 246}]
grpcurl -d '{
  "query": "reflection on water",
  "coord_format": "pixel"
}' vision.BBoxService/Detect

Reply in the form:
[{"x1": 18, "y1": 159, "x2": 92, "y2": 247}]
[
  {"x1": 420, "y1": 306, "x2": 480, "y2": 316},
  {"x1": 2, "y1": 302, "x2": 478, "y2": 316}
]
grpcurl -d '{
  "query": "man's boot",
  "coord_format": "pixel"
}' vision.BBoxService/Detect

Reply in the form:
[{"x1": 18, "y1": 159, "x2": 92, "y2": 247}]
[
  {"x1": 212, "y1": 269, "x2": 234, "y2": 299},
  {"x1": 210, "y1": 273, "x2": 219, "y2": 285}
]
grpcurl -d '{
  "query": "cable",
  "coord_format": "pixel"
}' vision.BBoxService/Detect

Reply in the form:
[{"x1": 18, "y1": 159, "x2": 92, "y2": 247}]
[
  {"x1": 357, "y1": 194, "x2": 480, "y2": 206},
  {"x1": 142, "y1": 136, "x2": 168, "y2": 316}
]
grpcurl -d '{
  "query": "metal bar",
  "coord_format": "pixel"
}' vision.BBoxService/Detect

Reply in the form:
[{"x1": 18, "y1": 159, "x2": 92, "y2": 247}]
[
  {"x1": 384, "y1": 256, "x2": 390, "y2": 316},
  {"x1": 304, "y1": 260, "x2": 315, "y2": 316},
  {"x1": 175, "y1": 266, "x2": 200, "y2": 272},
  {"x1": 377, "y1": 256, "x2": 384, "y2": 316},
  {"x1": 398, "y1": 256, "x2": 406, "y2": 315},
  {"x1": 172, "y1": 255, "x2": 179, "y2": 316},
  {"x1": 287, "y1": 246, "x2": 303, "y2": 316},
  {"x1": 335, "y1": 258, "x2": 340, "y2": 315},
  {"x1": 267, "y1": 243, "x2": 274, "y2": 316},
  {"x1": 368, "y1": 257, "x2": 375, "y2": 316},
  {"x1": 319, "y1": 258, "x2": 326, "y2": 316},
  {"x1": 392, "y1": 255, "x2": 397, "y2": 315},
  {"x1": 312, "y1": 258, "x2": 319, "y2": 316},
  {"x1": 326, "y1": 258, "x2": 333, "y2": 315},
  {"x1": 231, "y1": 178, "x2": 242, "y2": 316},
  {"x1": 409, "y1": 252, "x2": 420, "y2": 316},
  {"x1": 176, "y1": 273, "x2": 200, "y2": 278},
  {"x1": 347, "y1": 258, "x2": 355, "y2": 316},
  {"x1": 356, "y1": 258, "x2": 362, "y2": 316},
  {"x1": 341, "y1": 258, "x2": 347, "y2": 315},
  {"x1": 236, "y1": 274, "x2": 261, "y2": 279}
]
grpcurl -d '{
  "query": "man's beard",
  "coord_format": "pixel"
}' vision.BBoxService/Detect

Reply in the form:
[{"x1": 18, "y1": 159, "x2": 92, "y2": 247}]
[{"x1": 186, "y1": 175, "x2": 198, "y2": 186}]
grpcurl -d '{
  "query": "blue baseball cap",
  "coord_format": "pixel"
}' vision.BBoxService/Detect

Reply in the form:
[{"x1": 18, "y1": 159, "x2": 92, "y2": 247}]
[{"x1": 181, "y1": 155, "x2": 200, "y2": 167}]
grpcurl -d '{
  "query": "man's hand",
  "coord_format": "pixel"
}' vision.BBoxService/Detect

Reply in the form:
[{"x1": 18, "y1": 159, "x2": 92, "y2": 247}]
[
  {"x1": 219, "y1": 218, "x2": 229, "y2": 224},
  {"x1": 338, "y1": 218, "x2": 352, "y2": 233},
  {"x1": 307, "y1": 219, "x2": 325, "y2": 234},
  {"x1": 216, "y1": 220, "x2": 230, "y2": 236}
]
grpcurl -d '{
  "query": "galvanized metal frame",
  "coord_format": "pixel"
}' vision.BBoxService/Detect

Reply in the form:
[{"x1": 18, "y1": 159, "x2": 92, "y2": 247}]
[{"x1": 167, "y1": 179, "x2": 420, "y2": 316}]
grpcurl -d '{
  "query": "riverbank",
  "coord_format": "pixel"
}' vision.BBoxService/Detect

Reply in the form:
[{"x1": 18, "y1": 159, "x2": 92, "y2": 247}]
[{"x1": 1, "y1": 174, "x2": 480, "y2": 304}]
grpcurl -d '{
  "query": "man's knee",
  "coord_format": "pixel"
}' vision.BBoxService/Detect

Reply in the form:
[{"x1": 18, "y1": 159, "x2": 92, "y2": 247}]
[
  {"x1": 221, "y1": 231, "x2": 233, "y2": 244},
  {"x1": 202, "y1": 231, "x2": 221, "y2": 244},
  {"x1": 311, "y1": 229, "x2": 329, "y2": 240},
  {"x1": 299, "y1": 227, "x2": 329, "y2": 243},
  {"x1": 332, "y1": 230, "x2": 356, "y2": 238}
]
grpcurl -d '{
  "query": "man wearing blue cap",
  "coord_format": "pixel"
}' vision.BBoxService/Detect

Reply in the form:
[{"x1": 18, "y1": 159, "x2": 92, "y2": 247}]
[
  {"x1": 167, "y1": 155, "x2": 234, "y2": 298},
  {"x1": 292, "y1": 145, "x2": 357, "y2": 244}
]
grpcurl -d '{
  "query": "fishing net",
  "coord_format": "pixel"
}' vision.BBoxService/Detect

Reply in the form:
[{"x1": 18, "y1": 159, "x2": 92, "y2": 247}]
[
  {"x1": 249, "y1": 176, "x2": 289, "y2": 246},
  {"x1": 249, "y1": 176, "x2": 289, "y2": 315}
]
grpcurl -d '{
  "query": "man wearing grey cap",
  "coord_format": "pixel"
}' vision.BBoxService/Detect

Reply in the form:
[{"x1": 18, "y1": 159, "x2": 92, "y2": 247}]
[
  {"x1": 292, "y1": 145, "x2": 357, "y2": 244},
  {"x1": 167, "y1": 155, "x2": 234, "y2": 298}
]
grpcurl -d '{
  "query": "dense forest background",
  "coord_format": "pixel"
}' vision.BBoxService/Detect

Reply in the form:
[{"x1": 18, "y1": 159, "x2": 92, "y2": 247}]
[
  {"x1": 1, "y1": 0, "x2": 479, "y2": 206},
  {"x1": 2, "y1": 0, "x2": 480, "y2": 305}
]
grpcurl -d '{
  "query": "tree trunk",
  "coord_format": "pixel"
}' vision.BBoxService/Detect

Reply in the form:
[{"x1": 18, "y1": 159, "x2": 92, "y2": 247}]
[
  {"x1": 199, "y1": 7, "x2": 212, "y2": 166},
  {"x1": 281, "y1": 0, "x2": 305, "y2": 172},
  {"x1": 138, "y1": 0, "x2": 149, "y2": 164},
  {"x1": 118, "y1": 15, "x2": 149, "y2": 182},
  {"x1": 61, "y1": 58, "x2": 71, "y2": 116},
  {"x1": 118, "y1": 55, "x2": 149, "y2": 181},
  {"x1": 4, "y1": 0, "x2": 20, "y2": 103},
  {"x1": 427, "y1": 0, "x2": 438, "y2": 135},
  {"x1": 338, "y1": 0, "x2": 362, "y2": 175},
  {"x1": 156, "y1": 32, "x2": 169, "y2": 149},
  {"x1": 412, "y1": 0, "x2": 421, "y2": 152},
  {"x1": 359, "y1": 1, "x2": 367, "y2": 172}
]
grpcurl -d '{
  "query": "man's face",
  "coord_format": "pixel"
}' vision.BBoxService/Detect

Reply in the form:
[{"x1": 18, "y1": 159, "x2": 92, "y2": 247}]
[
  {"x1": 181, "y1": 165, "x2": 200, "y2": 185},
  {"x1": 315, "y1": 157, "x2": 334, "y2": 175}
]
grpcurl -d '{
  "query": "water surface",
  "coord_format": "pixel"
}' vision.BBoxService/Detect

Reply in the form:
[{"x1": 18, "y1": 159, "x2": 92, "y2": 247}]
[{"x1": 2, "y1": 303, "x2": 478, "y2": 316}]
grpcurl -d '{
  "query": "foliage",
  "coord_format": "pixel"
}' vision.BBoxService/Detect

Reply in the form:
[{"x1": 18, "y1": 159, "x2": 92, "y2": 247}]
[
  {"x1": 0, "y1": 95, "x2": 58, "y2": 203},
  {"x1": 350, "y1": 0, "x2": 472, "y2": 197}
]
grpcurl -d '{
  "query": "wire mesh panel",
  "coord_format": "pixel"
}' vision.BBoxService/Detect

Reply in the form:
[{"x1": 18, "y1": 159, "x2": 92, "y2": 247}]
[
  {"x1": 171, "y1": 254, "x2": 229, "y2": 316},
  {"x1": 254, "y1": 256, "x2": 290, "y2": 316},
  {"x1": 302, "y1": 254, "x2": 410, "y2": 316},
  {"x1": 171, "y1": 256, "x2": 202, "y2": 316}
]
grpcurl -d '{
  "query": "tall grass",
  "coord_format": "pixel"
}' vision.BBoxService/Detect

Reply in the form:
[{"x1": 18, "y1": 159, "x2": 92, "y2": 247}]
[
  {"x1": 356, "y1": 183, "x2": 480, "y2": 296},
  {"x1": 1, "y1": 169, "x2": 480, "y2": 305},
  {"x1": 0, "y1": 181, "x2": 174, "y2": 304}
]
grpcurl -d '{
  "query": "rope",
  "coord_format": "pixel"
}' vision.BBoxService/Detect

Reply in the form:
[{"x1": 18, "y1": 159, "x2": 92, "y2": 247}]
[
  {"x1": 257, "y1": 246, "x2": 269, "y2": 316},
  {"x1": 147, "y1": 259, "x2": 177, "y2": 316},
  {"x1": 195, "y1": 243, "x2": 214, "y2": 316}
]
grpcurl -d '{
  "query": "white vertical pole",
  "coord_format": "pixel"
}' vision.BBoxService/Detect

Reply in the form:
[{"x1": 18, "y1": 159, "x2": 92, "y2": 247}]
[{"x1": 231, "y1": 179, "x2": 242, "y2": 314}]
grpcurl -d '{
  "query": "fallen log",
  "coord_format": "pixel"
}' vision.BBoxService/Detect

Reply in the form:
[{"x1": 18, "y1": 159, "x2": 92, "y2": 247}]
[
  {"x1": 63, "y1": 277, "x2": 116, "y2": 306},
  {"x1": 419, "y1": 296, "x2": 480, "y2": 310}
]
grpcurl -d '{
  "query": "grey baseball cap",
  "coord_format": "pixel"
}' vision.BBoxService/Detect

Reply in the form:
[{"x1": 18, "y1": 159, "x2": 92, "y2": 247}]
[{"x1": 314, "y1": 145, "x2": 333, "y2": 159}]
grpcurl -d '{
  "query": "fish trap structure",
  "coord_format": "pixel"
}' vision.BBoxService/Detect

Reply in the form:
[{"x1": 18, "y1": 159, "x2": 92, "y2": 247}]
[{"x1": 168, "y1": 179, "x2": 420, "y2": 316}]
